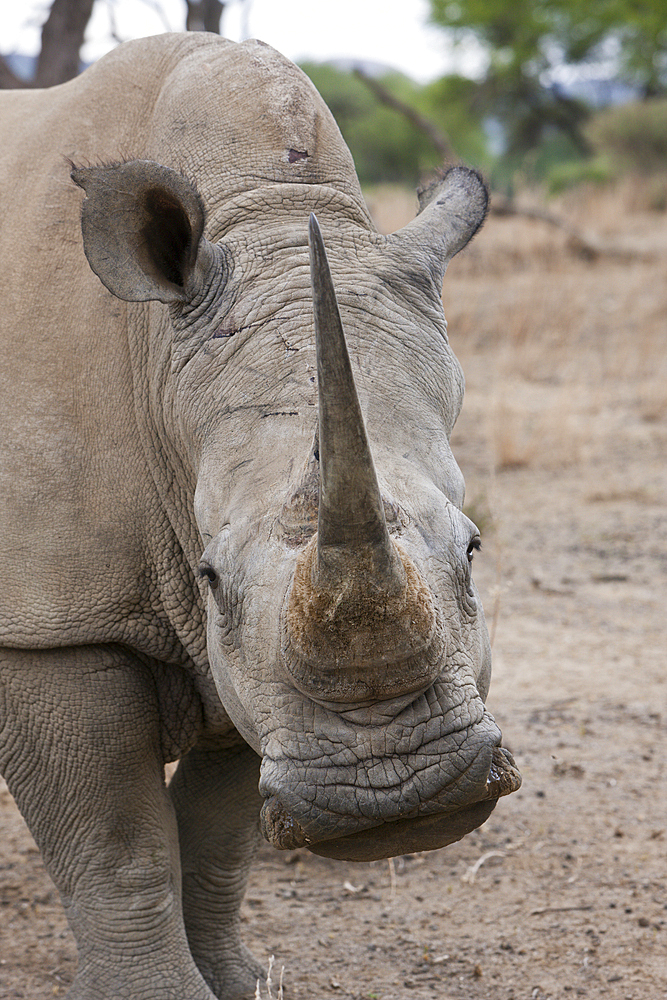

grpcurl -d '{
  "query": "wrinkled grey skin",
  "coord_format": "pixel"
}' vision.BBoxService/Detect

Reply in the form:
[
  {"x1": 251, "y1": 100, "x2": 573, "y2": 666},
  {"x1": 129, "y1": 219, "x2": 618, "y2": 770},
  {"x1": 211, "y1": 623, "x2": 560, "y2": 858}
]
[{"x1": 0, "y1": 33, "x2": 520, "y2": 1000}]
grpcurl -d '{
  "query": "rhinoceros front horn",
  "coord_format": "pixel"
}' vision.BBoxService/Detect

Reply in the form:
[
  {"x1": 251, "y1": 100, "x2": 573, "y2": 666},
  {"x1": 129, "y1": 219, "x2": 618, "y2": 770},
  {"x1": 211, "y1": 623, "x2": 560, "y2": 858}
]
[
  {"x1": 308, "y1": 214, "x2": 402, "y2": 589},
  {"x1": 280, "y1": 216, "x2": 442, "y2": 706}
]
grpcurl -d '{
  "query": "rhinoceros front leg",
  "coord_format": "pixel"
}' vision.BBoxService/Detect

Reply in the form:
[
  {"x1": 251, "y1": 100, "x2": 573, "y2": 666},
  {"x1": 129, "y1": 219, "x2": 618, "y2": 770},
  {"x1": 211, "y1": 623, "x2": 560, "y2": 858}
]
[
  {"x1": 168, "y1": 740, "x2": 265, "y2": 1000},
  {"x1": 0, "y1": 645, "x2": 217, "y2": 1000}
]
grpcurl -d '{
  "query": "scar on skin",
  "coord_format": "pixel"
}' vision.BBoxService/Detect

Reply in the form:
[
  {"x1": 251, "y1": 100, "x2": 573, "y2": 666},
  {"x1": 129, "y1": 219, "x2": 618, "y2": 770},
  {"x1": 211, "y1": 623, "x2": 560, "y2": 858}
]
[
  {"x1": 280, "y1": 334, "x2": 299, "y2": 353},
  {"x1": 211, "y1": 326, "x2": 237, "y2": 338},
  {"x1": 288, "y1": 149, "x2": 309, "y2": 163}
]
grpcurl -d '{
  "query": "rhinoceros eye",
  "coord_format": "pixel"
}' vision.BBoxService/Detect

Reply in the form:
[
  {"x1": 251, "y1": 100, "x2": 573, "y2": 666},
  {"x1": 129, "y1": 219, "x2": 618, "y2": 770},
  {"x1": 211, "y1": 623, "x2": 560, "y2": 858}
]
[
  {"x1": 466, "y1": 536, "x2": 481, "y2": 564},
  {"x1": 198, "y1": 563, "x2": 219, "y2": 589}
]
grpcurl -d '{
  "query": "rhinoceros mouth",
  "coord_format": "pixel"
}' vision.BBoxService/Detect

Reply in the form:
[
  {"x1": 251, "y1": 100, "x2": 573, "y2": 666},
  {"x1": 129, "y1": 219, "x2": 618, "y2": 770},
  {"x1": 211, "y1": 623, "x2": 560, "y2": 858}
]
[
  {"x1": 258, "y1": 743, "x2": 521, "y2": 862},
  {"x1": 285, "y1": 799, "x2": 498, "y2": 862}
]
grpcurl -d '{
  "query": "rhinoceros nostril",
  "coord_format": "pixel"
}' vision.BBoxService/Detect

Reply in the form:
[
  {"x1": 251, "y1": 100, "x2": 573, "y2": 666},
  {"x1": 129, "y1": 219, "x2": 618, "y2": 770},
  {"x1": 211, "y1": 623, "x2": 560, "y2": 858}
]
[
  {"x1": 486, "y1": 746, "x2": 522, "y2": 798},
  {"x1": 260, "y1": 796, "x2": 310, "y2": 850}
]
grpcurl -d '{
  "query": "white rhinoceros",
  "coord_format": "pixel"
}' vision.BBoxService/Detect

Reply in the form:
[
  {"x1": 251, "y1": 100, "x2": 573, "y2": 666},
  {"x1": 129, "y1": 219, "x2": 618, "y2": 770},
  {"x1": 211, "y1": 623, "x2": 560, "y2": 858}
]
[{"x1": 0, "y1": 32, "x2": 520, "y2": 1000}]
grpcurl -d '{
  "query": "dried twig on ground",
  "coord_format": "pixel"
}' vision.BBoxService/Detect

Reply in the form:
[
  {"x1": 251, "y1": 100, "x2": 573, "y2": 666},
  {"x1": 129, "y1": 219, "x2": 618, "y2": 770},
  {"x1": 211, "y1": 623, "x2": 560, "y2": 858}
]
[
  {"x1": 490, "y1": 196, "x2": 656, "y2": 261},
  {"x1": 461, "y1": 850, "x2": 506, "y2": 884},
  {"x1": 255, "y1": 955, "x2": 284, "y2": 1000},
  {"x1": 531, "y1": 905, "x2": 593, "y2": 915}
]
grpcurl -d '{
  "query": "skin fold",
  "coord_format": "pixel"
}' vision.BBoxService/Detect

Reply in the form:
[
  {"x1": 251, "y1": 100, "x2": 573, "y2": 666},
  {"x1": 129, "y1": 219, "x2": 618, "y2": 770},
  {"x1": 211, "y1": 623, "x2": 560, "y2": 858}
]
[{"x1": 0, "y1": 33, "x2": 520, "y2": 1000}]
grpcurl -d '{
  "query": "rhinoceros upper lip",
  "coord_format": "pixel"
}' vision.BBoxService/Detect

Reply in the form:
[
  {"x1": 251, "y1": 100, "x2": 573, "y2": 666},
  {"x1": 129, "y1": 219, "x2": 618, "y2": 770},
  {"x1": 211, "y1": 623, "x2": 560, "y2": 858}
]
[
  {"x1": 257, "y1": 670, "x2": 522, "y2": 859},
  {"x1": 486, "y1": 745, "x2": 522, "y2": 798}
]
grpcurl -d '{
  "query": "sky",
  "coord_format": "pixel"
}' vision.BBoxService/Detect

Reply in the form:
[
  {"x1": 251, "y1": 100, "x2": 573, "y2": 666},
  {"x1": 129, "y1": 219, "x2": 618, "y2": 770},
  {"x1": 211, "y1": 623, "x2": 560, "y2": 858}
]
[{"x1": 2, "y1": 0, "x2": 487, "y2": 83}]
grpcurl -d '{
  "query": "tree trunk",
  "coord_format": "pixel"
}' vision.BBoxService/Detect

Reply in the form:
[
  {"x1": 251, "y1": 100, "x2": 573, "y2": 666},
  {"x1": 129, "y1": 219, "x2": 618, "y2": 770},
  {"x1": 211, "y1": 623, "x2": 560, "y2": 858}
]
[
  {"x1": 34, "y1": 0, "x2": 96, "y2": 87},
  {"x1": 0, "y1": 56, "x2": 25, "y2": 89},
  {"x1": 186, "y1": 0, "x2": 225, "y2": 33}
]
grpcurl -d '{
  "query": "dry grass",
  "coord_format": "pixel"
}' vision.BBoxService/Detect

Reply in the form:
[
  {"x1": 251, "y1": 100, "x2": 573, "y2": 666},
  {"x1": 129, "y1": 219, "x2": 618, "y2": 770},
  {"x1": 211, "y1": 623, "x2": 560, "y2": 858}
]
[
  {"x1": 442, "y1": 183, "x2": 666, "y2": 477},
  {"x1": 364, "y1": 174, "x2": 667, "y2": 512},
  {"x1": 363, "y1": 183, "x2": 417, "y2": 234},
  {"x1": 255, "y1": 956, "x2": 284, "y2": 999}
]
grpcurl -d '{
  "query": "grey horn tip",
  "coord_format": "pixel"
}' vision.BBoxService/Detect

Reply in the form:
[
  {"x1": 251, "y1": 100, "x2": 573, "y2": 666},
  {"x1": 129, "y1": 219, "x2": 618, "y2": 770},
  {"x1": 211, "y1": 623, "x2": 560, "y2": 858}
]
[
  {"x1": 308, "y1": 212, "x2": 322, "y2": 244},
  {"x1": 308, "y1": 213, "x2": 327, "y2": 270}
]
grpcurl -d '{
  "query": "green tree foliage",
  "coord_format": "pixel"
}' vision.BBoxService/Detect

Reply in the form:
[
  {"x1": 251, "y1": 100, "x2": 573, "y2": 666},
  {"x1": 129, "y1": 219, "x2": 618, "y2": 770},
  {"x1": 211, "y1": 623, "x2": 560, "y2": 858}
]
[
  {"x1": 587, "y1": 98, "x2": 667, "y2": 173},
  {"x1": 431, "y1": 0, "x2": 666, "y2": 96},
  {"x1": 420, "y1": 74, "x2": 490, "y2": 167},
  {"x1": 429, "y1": 0, "x2": 667, "y2": 171},
  {"x1": 430, "y1": 0, "x2": 589, "y2": 158}
]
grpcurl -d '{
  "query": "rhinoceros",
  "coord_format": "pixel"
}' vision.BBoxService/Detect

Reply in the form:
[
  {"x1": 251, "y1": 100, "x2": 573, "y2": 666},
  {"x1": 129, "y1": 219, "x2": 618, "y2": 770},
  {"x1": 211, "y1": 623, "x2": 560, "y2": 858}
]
[{"x1": 0, "y1": 31, "x2": 520, "y2": 1000}]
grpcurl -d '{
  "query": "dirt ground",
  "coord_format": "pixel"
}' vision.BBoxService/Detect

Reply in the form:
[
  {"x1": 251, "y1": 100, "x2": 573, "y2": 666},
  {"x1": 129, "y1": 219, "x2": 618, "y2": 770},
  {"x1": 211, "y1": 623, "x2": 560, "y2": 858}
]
[{"x1": 1, "y1": 182, "x2": 665, "y2": 1000}]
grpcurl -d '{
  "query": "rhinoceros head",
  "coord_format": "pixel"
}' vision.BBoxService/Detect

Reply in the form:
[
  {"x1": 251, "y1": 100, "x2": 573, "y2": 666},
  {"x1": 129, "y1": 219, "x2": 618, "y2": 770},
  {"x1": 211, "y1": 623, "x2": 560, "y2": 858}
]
[{"x1": 72, "y1": 158, "x2": 520, "y2": 862}]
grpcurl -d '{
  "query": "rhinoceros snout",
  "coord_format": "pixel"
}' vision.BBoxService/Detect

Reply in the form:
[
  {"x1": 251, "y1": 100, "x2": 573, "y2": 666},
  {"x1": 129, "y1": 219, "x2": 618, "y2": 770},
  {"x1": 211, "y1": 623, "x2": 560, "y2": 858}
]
[{"x1": 258, "y1": 742, "x2": 521, "y2": 861}]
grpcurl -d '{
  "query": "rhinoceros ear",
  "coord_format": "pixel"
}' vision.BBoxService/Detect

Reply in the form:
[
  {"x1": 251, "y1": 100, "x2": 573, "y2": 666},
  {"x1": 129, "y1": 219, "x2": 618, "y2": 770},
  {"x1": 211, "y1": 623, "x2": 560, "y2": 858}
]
[
  {"x1": 388, "y1": 166, "x2": 488, "y2": 286},
  {"x1": 71, "y1": 159, "x2": 215, "y2": 304}
]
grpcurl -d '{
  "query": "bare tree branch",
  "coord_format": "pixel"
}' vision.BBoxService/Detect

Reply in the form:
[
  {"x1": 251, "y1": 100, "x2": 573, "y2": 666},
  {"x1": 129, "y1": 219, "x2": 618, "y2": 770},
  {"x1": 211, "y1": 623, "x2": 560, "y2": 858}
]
[
  {"x1": 2, "y1": 0, "x2": 227, "y2": 90},
  {"x1": 136, "y1": 0, "x2": 176, "y2": 33},
  {"x1": 353, "y1": 66, "x2": 456, "y2": 164},
  {"x1": 490, "y1": 196, "x2": 654, "y2": 261}
]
